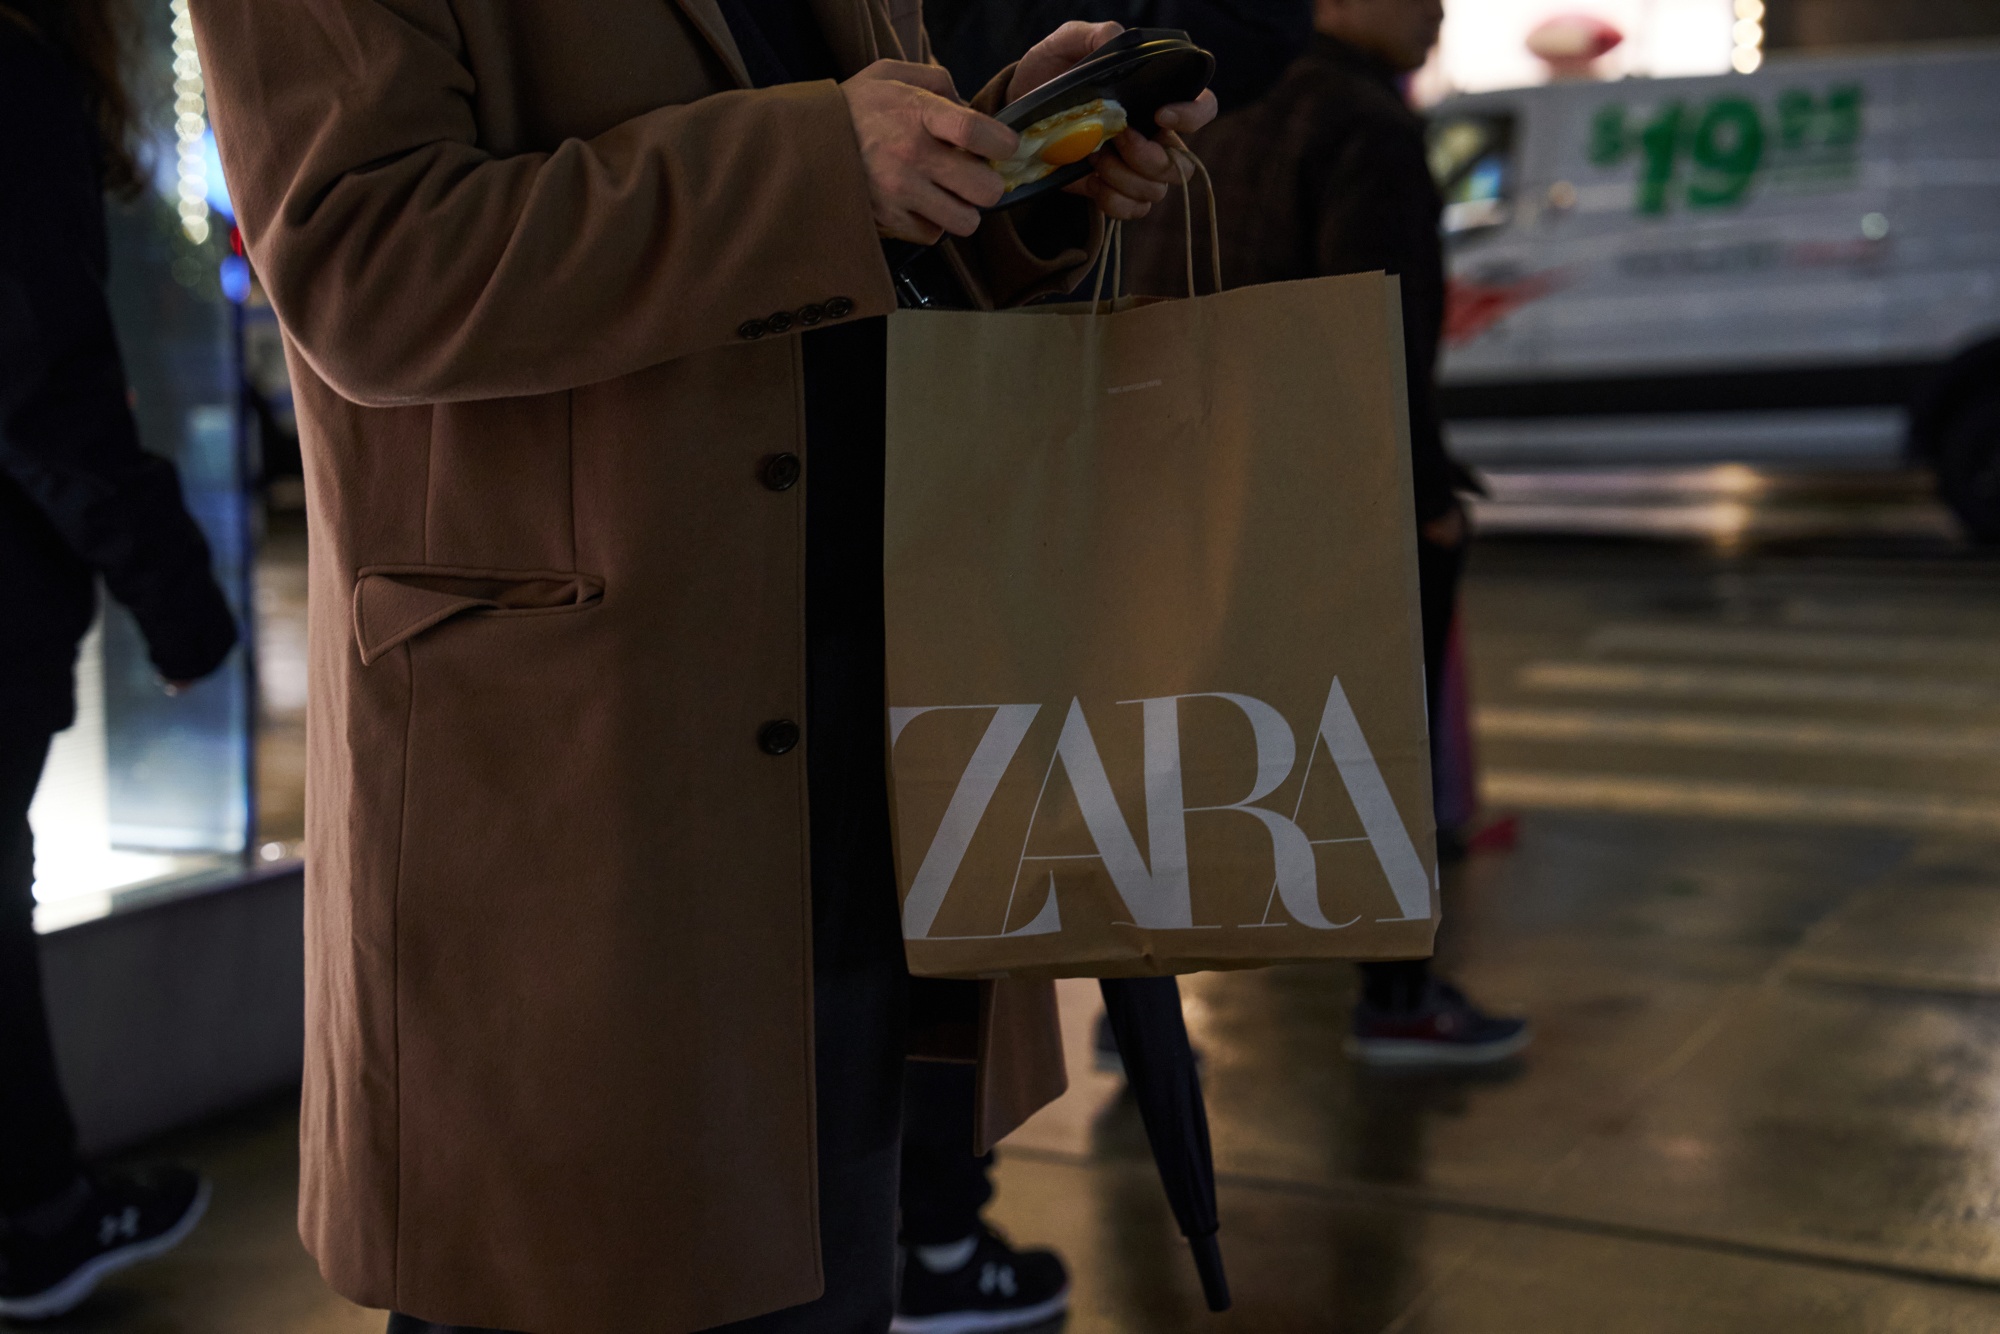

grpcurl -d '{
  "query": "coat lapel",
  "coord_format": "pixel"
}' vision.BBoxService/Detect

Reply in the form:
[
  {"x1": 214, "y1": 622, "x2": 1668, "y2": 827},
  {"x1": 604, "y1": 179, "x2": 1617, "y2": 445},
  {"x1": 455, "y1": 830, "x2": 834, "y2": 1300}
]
[{"x1": 672, "y1": 0, "x2": 752, "y2": 87}]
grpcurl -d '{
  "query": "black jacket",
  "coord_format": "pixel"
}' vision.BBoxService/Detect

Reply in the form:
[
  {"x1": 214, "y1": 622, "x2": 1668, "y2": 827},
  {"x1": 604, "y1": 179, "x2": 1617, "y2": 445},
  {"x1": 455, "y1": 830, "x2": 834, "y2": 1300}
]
[
  {"x1": 1130, "y1": 35, "x2": 1464, "y2": 522},
  {"x1": 926, "y1": 0, "x2": 1311, "y2": 115},
  {"x1": 1, "y1": 18, "x2": 238, "y2": 734}
]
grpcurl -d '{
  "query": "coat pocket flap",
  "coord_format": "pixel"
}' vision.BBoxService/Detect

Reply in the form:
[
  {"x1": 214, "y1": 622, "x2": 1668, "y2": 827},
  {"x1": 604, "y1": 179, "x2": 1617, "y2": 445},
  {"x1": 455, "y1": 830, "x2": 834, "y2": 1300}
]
[{"x1": 352, "y1": 567, "x2": 604, "y2": 666}]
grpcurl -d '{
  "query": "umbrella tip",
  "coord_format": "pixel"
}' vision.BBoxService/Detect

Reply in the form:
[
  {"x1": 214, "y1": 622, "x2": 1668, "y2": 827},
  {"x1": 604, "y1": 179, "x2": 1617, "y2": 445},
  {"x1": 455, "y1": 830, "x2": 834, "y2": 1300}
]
[{"x1": 1187, "y1": 1231, "x2": 1231, "y2": 1312}]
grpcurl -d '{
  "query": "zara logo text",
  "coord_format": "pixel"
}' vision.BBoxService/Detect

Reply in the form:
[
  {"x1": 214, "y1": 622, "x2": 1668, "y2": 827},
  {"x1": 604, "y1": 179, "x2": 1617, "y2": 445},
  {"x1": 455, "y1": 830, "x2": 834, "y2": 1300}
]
[{"x1": 888, "y1": 677, "x2": 1432, "y2": 941}]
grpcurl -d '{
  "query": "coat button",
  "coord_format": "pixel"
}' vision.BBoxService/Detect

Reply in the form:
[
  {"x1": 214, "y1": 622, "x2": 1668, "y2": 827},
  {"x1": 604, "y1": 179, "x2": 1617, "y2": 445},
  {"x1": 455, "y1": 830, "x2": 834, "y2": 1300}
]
[
  {"x1": 759, "y1": 452, "x2": 801, "y2": 491},
  {"x1": 738, "y1": 318, "x2": 767, "y2": 341},
  {"x1": 824, "y1": 296, "x2": 855, "y2": 319},
  {"x1": 765, "y1": 310, "x2": 795, "y2": 334},
  {"x1": 797, "y1": 302, "x2": 825, "y2": 326},
  {"x1": 758, "y1": 719, "x2": 800, "y2": 755}
]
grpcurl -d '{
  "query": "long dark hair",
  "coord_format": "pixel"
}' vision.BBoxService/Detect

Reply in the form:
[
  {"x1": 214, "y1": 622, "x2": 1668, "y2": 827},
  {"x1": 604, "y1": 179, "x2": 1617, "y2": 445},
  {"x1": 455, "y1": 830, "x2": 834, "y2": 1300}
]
[{"x1": 1, "y1": 0, "x2": 145, "y2": 195}]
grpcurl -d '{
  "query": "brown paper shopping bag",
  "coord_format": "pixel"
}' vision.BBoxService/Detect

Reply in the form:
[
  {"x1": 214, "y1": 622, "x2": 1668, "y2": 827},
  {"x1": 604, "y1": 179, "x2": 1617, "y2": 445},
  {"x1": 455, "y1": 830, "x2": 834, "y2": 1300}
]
[{"x1": 883, "y1": 272, "x2": 1437, "y2": 979}]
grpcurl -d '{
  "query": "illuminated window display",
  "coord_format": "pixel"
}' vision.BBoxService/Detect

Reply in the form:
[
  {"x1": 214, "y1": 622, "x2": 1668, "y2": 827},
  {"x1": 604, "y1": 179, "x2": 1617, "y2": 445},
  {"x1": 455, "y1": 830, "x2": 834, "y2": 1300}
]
[{"x1": 27, "y1": 0, "x2": 255, "y2": 931}]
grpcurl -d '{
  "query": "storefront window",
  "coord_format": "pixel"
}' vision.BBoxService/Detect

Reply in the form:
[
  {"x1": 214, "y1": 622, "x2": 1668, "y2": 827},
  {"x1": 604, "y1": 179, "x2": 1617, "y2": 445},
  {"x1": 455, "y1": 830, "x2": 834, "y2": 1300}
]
[{"x1": 28, "y1": 0, "x2": 256, "y2": 931}]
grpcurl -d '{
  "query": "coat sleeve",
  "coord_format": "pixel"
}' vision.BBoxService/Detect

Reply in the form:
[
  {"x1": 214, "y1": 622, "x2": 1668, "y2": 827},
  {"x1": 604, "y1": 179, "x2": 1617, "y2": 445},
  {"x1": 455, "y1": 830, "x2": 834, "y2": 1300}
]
[
  {"x1": 188, "y1": 0, "x2": 900, "y2": 407},
  {"x1": 1311, "y1": 129, "x2": 1459, "y2": 522},
  {"x1": 0, "y1": 36, "x2": 239, "y2": 684}
]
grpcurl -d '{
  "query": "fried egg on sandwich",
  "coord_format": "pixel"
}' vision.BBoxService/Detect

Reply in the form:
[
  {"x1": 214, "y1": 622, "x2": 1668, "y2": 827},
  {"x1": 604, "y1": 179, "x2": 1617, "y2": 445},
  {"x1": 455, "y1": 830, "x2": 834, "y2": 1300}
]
[{"x1": 992, "y1": 98, "x2": 1129, "y2": 192}]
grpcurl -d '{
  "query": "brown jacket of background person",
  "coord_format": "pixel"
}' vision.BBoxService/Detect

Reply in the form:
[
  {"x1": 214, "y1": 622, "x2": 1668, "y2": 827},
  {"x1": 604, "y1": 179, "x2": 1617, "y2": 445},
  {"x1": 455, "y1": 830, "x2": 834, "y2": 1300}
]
[
  {"x1": 187, "y1": 0, "x2": 1095, "y2": 1329},
  {"x1": 1130, "y1": 32, "x2": 1465, "y2": 523}
]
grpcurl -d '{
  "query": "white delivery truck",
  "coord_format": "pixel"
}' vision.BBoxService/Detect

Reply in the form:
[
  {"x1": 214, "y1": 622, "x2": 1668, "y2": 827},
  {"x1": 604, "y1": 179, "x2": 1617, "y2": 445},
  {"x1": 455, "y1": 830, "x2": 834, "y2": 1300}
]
[{"x1": 1428, "y1": 44, "x2": 2000, "y2": 537}]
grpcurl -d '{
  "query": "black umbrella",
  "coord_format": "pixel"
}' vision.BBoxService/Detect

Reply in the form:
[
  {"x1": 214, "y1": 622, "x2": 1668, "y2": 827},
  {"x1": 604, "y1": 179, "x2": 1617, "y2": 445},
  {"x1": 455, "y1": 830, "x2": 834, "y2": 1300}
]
[{"x1": 1098, "y1": 975, "x2": 1230, "y2": 1312}]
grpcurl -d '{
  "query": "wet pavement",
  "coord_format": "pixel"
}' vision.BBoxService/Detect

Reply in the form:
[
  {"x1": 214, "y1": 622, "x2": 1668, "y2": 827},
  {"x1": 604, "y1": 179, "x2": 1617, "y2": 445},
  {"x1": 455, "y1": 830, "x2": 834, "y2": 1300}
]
[
  {"x1": 1467, "y1": 465, "x2": 1963, "y2": 549},
  {"x1": 33, "y1": 468, "x2": 2000, "y2": 1332},
  {"x1": 991, "y1": 468, "x2": 2000, "y2": 1330}
]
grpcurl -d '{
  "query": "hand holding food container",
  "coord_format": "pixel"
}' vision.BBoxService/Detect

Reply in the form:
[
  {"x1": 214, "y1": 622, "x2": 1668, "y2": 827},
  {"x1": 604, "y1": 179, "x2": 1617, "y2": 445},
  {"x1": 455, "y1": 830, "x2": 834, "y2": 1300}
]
[
  {"x1": 843, "y1": 24, "x2": 1215, "y2": 245},
  {"x1": 996, "y1": 24, "x2": 1218, "y2": 221}
]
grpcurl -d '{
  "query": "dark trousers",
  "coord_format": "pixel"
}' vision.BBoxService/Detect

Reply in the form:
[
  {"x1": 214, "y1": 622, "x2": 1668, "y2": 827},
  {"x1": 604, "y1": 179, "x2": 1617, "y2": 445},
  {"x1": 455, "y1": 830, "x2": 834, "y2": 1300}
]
[
  {"x1": 0, "y1": 726, "x2": 81, "y2": 1215},
  {"x1": 1413, "y1": 532, "x2": 1467, "y2": 745},
  {"x1": 898, "y1": 1059, "x2": 990, "y2": 1248},
  {"x1": 1359, "y1": 532, "x2": 1466, "y2": 1011}
]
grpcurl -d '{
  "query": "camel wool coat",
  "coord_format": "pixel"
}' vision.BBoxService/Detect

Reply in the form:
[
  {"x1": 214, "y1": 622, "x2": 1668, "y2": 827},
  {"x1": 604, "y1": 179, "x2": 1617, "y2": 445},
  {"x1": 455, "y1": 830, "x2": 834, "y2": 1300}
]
[{"x1": 188, "y1": 1, "x2": 1093, "y2": 1329}]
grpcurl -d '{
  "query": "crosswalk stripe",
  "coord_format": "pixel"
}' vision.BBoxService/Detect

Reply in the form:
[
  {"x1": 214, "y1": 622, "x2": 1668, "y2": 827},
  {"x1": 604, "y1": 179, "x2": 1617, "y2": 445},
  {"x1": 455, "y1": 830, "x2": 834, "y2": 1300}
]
[
  {"x1": 1476, "y1": 707, "x2": 2000, "y2": 759},
  {"x1": 1517, "y1": 661, "x2": 2000, "y2": 711},
  {"x1": 1780, "y1": 598, "x2": 2000, "y2": 637},
  {"x1": 1483, "y1": 770, "x2": 2000, "y2": 837},
  {"x1": 1586, "y1": 622, "x2": 2000, "y2": 670}
]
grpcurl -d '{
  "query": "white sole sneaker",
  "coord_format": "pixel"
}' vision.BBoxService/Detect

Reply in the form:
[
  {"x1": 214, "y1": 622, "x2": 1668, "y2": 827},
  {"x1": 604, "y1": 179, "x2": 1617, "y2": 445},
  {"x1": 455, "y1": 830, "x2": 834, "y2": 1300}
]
[
  {"x1": 890, "y1": 1286, "x2": 1071, "y2": 1333},
  {"x1": 1344, "y1": 1026, "x2": 1534, "y2": 1067},
  {"x1": 0, "y1": 1178, "x2": 212, "y2": 1321}
]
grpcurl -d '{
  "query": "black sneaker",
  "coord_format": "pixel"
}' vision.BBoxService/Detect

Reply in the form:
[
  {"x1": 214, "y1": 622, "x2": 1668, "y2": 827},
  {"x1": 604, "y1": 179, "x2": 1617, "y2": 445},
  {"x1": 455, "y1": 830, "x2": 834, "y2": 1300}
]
[
  {"x1": 893, "y1": 1226, "x2": 1069, "y2": 1333},
  {"x1": 0, "y1": 1167, "x2": 210, "y2": 1320},
  {"x1": 1346, "y1": 980, "x2": 1532, "y2": 1067}
]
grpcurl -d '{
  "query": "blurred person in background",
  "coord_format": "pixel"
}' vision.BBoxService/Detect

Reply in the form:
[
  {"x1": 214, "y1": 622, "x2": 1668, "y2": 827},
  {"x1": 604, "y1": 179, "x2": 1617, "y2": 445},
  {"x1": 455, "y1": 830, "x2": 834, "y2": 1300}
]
[
  {"x1": 1130, "y1": 0, "x2": 1530, "y2": 1066},
  {"x1": 0, "y1": 0, "x2": 240, "y2": 1319}
]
